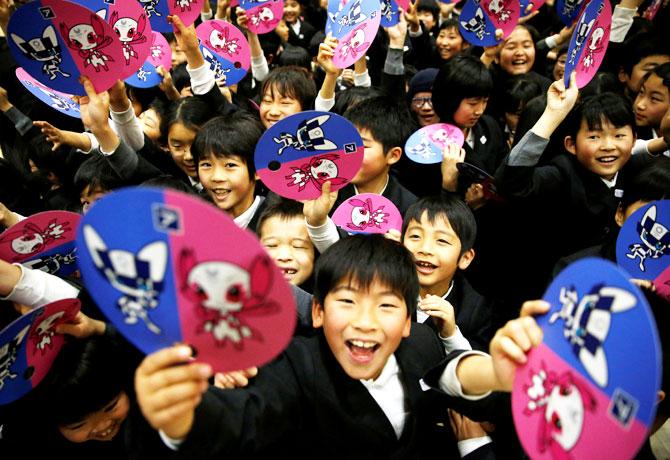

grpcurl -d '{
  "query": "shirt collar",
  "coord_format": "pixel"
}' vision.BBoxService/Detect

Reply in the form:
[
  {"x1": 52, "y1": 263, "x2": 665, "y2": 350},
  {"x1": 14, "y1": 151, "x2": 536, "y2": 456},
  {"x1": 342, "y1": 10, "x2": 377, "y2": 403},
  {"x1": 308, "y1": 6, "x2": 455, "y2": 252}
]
[
  {"x1": 600, "y1": 172, "x2": 618, "y2": 189},
  {"x1": 360, "y1": 354, "x2": 399, "y2": 389},
  {"x1": 233, "y1": 195, "x2": 262, "y2": 229}
]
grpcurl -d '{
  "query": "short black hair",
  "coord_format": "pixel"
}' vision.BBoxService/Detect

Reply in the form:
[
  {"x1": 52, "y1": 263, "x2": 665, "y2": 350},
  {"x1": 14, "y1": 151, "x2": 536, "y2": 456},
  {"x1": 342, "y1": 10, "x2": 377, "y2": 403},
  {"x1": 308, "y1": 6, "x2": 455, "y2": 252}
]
[
  {"x1": 621, "y1": 33, "x2": 670, "y2": 76},
  {"x1": 73, "y1": 155, "x2": 125, "y2": 196},
  {"x1": 256, "y1": 196, "x2": 304, "y2": 237},
  {"x1": 192, "y1": 112, "x2": 264, "y2": 177},
  {"x1": 331, "y1": 86, "x2": 384, "y2": 115},
  {"x1": 417, "y1": 0, "x2": 439, "y2": 23},
  {"x1": 432, "y1": 54, "x2": 493, "y2": 122},
  {"x1": 40, "y1": 334, "x2": 134, "y2": 426},
  {"x1": 261, "y1": 66, "x2": 317, "y2": 110},
  {"x1": 343, "y1": 96, "x2": 416, "y2": 155},
  {"x1": 501, "y1": 74, "x2": 542, "y2": 114},
  {"x1": 620, "y1": 157, "x2": 670, "y2": 210},
  {"x1": 565, "y1": 92, "x2": 635, "y2": 140},
  {"x1": 160, "y1": 96, "x2": 216, "y2": 146},
  {"x1": 438, "y1": 17, "x2": 460, "y2": 33},
  {"x1": 402, "y1": 195, "x2": 477, "y2": 255},
  {"x1": 278, "y1": 45, "x2": 312, "y2": 70},
  {"x1": 640, "y1": 61, "x2": 670, "y2": 92},
  {"x1": 313, "y1": 235, "x2": 419, "y2": 317}
]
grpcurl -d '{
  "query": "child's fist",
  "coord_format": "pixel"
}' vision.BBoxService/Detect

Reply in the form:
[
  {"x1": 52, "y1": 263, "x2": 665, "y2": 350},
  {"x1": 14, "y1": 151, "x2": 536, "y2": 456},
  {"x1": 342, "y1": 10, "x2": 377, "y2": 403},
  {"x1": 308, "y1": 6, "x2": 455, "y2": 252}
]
[{"x1": 419, "y1": 295, "x2": 457, "y2": 338}]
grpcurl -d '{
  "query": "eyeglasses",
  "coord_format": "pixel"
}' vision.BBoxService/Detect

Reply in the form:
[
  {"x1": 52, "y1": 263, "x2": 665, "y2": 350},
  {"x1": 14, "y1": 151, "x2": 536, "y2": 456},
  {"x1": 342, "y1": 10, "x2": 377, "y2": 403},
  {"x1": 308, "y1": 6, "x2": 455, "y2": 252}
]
[{"x1": 411, "y1": 96, "x2": 433, "y2": 108}]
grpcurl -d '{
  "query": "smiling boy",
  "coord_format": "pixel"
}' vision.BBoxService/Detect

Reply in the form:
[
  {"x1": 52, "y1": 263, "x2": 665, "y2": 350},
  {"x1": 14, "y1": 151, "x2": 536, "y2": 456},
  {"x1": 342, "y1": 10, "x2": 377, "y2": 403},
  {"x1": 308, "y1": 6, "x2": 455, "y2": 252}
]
[
  {"x1": 132, "y1": 235, "x2": 503, "y2": 459},
  {"x1": 495, "y1": 73, "x2": 651, "y2": 284}
]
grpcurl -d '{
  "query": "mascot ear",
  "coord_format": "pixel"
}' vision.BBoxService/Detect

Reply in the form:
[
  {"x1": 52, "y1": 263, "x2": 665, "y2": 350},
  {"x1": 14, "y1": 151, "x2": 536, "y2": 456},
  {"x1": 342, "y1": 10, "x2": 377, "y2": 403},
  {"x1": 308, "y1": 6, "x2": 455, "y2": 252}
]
[
  {"x1": 137, "y1": 14, "x2": 147, "y2": 34},
  {"x1": 249, "y1": 255, "x2": 273, "y2": 296}
]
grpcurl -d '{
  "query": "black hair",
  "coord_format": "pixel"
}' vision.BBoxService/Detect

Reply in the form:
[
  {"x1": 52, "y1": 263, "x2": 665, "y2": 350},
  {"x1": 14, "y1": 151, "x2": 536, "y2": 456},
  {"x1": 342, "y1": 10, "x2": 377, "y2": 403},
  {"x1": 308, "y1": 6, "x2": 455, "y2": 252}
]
[
  {"x1": 640, "y1": 61, "x2": 670, "y2": 91},
  {"x1": 621, "y1": 33, "x2": 670, "y2": 76},
  {"x1": 431, "y1": 54, "x2": 493, "y2": 122},
  {"x1": 565, "y1": 92, "x2": 635, "y2": 140},
  {"x1": 256, "y1": 196, "x2": 305, "y2": 237},
  {"x1": 580, "y1": 72, "x2": 625, "y2": 99},
  {"x1": 331, "y1": 86, "x2": 384, "y2": 115},
  {"x1": 343, "y1": 96, "x2": 416, "y2": 154},
  {"x1": 278, "y1": 45, "x2": 312, "y2": 70},
  {"x1": 73, "y1": 156, "x2": 124, "y2": 196},
  {"x1": 170, "y1": 63, "x2": 191, "y2": 92},
  {"x1": 501, "y1": 74, "x2": 542, "y2": 114},
  {"x1": 141, "y1": 175, "x2": 198, "y2": 194},
  {"x1": 417, "y1": 0, "x2": 439, "y2": 23},
  {"x1": 620, "y1": 157, "x2": 670, "y2": 210},
  {"x1": 261, "y1": 66, "x2": 317, "y2": 110},
  {"x1": 402, "y1": 195, "x2": 477, "y2": 255},
  {"x1": 313, "y1": 235, "x2": 419, "y2": 317},
  {"x1": 159, "y1": 96, "x2": 216, "y2": 146},
  {"x1": 438, "y1": 17, "x2": 460, "y2": 33},
  {"x1": 40, "y1": 334, "x2": 134, "y2": 426},
  {"x1": 191, "y1": 112, "x2": 264, "y2": 177}
]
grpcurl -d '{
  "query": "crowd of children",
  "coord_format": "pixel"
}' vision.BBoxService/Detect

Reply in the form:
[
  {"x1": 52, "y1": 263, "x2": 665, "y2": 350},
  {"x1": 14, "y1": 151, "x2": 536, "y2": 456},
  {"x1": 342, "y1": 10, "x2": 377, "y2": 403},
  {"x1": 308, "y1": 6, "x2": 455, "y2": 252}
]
[{"x1": 0, "y1": 0, "x2": 669, "y2": 457}]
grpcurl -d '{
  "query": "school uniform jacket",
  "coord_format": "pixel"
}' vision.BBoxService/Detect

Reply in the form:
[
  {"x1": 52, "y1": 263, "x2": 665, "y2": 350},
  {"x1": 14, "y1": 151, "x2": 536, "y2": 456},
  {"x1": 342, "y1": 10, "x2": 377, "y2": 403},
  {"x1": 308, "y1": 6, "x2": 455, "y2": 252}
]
[
  {"x1": 494, "y1": 131, "x2": 653, "y2": 287},
  {"x1": 128, "y1": 324, "x2": 497, "y2": 460},
  {"x1": 421, "y1": 274, "x2": 494, "y2": 352}
]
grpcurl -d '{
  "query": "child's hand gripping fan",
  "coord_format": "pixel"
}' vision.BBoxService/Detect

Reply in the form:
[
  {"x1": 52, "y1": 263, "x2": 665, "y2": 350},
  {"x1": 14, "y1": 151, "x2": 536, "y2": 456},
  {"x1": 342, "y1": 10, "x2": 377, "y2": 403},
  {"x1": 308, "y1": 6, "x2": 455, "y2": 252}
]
[
  {"x1": 15, "y1": 67, "x2": 81, "y2": 118},
  {"x1": 75, "y1": 187, "x2": 296, "y2": 373},
  {"x1": 237, "y1": 0, "x2": 284, "y2": 34},
  {"x1": 136, "y1": 0, "x2": 201, "y2": 33},
  {"x1": 70, "y1": 0, "x2": 153, "y2": 78},
  {"x1": 520, "y1": 0, "x2": 545, "y2": 15},
  {"x1": 563, "y1": 0, "x2": 611, "y2": 89},
  {"x1": 616, "y1": 200, "x2": 670, "y2": 299},
  {"x1": 125, "y1": 31, "x2": 173, "y2": 88},
  {"x1": 196, "y1": 20, "x2": 250, "y2": 86},
  {"x1": 255, "y1": 111, "x2": 364, "y2": 200},
  {"x1": 511, "y1": 258, "x2": 662, "y2": 460},
  {"x1": 405, "y1": 123, "x2": 464, "y2": 164},
  {"x1": 8, "y1": 0, "x2": 132, "y2": 94},
  {"x1": 326, "y1": 0, "x2": 381, "y2": 68},
  {"x1": 0, "y1": 299, "x2": 80, "y2": 405},
  {"x1": 379, "y1": 0, "x2": 409, "y2": 27},
  {"x1": 455, "y1": 162, "x2": 499, "y2": 200},
  {"x1": 556, "y1": 0, "x2": 587, "y2": 26},
  {"x1": 332, "y1": 193, "x2": 402, "y2": 235},
  {"x1": 458, "y1": 0, "x2": 520, "y2": 47},
  {"x1": 0, "y1": 211, "x2": 80, "y2": 277}
]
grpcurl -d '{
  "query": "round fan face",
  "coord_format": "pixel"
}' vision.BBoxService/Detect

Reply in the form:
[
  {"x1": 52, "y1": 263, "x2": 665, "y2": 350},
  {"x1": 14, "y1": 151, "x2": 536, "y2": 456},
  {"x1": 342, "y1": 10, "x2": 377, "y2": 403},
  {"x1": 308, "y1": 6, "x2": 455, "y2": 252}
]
[
  {"x1": 563, "y1": 0, "x2": 612, "y2": 89},
  {"x1": 255, "y1": 111, "x2": 364, "y2": 200},
  {"x1": 458, "y1": 0, "x2": 521, "y2": 47},
  {"x1": 196, "y1": 20, "x2": 250, "y2": 86},
  {"x1": 0, "y1": 211, "x2": 81, "y2": 277},
  {"x1": 332, "y1": 193, "x2": 402, "y2": 235},
  {"x1": 512, "y1": 258, "x2": 661, "y2": 460},
  {"x1": 405, "y1": 123, "x2": 464, "y2": 165},
  {"x1": 0, "y1": 299, "x2": 81, "y2": 405},
  {"x1": 76, "y1": 187, "x2": 296, "y2": 373}
]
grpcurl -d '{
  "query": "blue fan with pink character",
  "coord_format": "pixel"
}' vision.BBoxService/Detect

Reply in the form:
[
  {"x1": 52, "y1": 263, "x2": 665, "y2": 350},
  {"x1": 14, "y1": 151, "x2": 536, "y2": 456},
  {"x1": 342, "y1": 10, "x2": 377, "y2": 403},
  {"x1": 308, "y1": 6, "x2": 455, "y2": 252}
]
[
  {"x1": 458, "y1": 0, "x2": 520, "y2": 47},
  {"x1": 512, "y1": 258, "x2": 661, "y2": 460}
]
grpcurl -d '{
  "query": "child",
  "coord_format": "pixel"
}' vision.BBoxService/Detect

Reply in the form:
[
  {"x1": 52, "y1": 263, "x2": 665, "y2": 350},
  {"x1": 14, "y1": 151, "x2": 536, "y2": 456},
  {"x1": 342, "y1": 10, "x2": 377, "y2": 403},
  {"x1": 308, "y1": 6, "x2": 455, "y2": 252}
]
[
  {"x1": 191, "y1": 112, "x2": 266, "y2": 229},
  {"x1": 633, "y1": 62, "x2": 670, "y2": 157},
  {"x1": 340, "y1": 96, "x2": 418, "y2": 213},
  {"x1": 282, "y1": 0, "x2": 316, "y2": 51},
  {"x1": 132, "y1": 235, "x2": 507, "y2": 458},
  {"x1": 618, "y1": 33, "x2": 670, "y2": 99},
  {"x1": 495, "y1": 74, "x2": 651, "y2": 290},
  {"x1": 259, "y1": 65, "x2": 316, "y2": 129},
  {"x1": 256, "y1": 197, "x2": 316, "y2": 290},
  {"x1": 402, "y1": 195, "x2": 493, "y2": 351},
  {"x1": 403, "y1": 54, "x2": 507, "y2": 198}
]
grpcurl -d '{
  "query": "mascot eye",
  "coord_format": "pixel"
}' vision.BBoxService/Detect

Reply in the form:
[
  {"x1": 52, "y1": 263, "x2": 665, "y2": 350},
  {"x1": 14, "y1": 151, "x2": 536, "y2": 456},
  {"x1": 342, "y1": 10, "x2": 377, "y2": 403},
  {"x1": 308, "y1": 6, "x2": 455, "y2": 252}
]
[
  {"x1": 313, "y1": 160, "x2": 322, "y2": 167},
  {"x1": 217, "y1": 32, "x2": 224, "y2": 41},
  {"x1": 560, "y1": 386, "x2": 571, "y2": 396},
  {"x1": 226, "y1": 284, "x2": 244, "y2": 302},
  {"x1": 87, "y1": 32, "x2": 96, "y2": 44},
  {"x1": 128, "y1": 28, "x2": 135, "y2": 37},
  {"x1": 73, "y1": 39, "x2": 83, "y2": 49},
  {"x1": 114, "y1": 28, "x2": 121, "y2": 36},
  {"x1": 551, "y1": 413, "x2": 562, "y2": 429},
  {"x1": 193, "y1": 283, "x2": 208, "y2": 299}
]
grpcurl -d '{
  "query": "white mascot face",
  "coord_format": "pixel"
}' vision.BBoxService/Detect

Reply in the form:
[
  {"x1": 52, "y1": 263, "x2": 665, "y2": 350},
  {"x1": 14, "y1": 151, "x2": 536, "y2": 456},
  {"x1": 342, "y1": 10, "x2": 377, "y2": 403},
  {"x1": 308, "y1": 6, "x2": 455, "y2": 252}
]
[
  {"x1": 545, "y1": 383, "x2": 585, "y2": 450},
  {"x1": 187, "y1": 261, "x2": 250, "y2": 313},
  {"x1": 11, "y1": 233, "x2": 44, "y2": 255}
]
